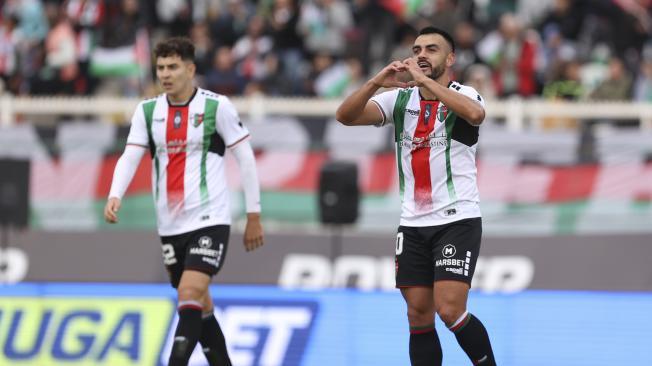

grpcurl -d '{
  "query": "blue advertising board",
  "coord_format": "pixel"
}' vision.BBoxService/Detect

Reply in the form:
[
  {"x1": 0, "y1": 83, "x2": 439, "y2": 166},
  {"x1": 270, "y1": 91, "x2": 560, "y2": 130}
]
[{"x1": 1, "y1": 284, "x2": 651, "y2": 365}]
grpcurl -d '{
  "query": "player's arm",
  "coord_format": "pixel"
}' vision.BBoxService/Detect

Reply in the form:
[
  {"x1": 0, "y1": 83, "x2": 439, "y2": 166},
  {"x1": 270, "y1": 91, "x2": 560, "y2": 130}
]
[
  {"x1": 335, "y1": 61, "x2": 408, "y2": 126},
  {"x1": 104, "y1": 144, "x2": 146, "y2": 223},
  {"x1": 403, "y1": 58, "x2": 485, "y2": 126},
  {"x1": 229, "y1": 137, "x2": 264, "y2": 252}
]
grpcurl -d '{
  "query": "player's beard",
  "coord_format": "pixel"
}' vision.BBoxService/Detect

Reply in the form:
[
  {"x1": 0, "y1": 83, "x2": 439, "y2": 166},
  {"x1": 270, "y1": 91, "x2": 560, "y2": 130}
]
[{"x1": 428, "y1": 62, "x2": 446, "y2": 81}]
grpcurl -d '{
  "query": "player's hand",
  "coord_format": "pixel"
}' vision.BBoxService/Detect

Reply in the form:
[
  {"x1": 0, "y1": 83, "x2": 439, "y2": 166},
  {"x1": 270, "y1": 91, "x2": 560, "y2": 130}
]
[
  {"x1": 402, "y1": 58, "x2": 427, "y2": 87},
  {"x1": 104, "y1": 197, "x2": 121, "y2": 223},
  {"x1": 370, "y1": 61, "x2": 410, "y2": 89},
  {"x1": 243, "y1": 213, "x2": 264, "y2": 252}
]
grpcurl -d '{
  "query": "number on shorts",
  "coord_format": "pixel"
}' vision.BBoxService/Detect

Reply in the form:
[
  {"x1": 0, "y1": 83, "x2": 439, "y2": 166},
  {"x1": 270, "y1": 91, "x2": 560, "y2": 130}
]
[
  {"x1": 161, "y1": 243, "x2": 177, "y2": 265},
  {"x1": 395, "y1": 232, "x2": 404, "y2": 255}
]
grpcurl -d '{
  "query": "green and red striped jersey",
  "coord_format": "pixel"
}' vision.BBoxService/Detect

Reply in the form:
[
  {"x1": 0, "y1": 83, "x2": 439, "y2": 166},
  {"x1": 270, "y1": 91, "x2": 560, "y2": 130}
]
[
  {"x1": 126, "y1": 88, "x2": 249, "y2": 235},
  {"x1": 371, "y1": 82, "x2": 485, "y2": 226}
]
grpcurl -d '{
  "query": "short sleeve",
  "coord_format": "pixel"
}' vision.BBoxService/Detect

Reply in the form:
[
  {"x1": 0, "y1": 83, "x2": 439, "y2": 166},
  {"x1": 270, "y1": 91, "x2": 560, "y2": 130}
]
[
  {"x1": 216, "y1": 97, "x2": 250, "y2": 147},
  {"x1": 456, "y1": 85, "x2": 486, "y2": 109},
  {"x1": 126, "y1": 102, "x2": 149, "y2": 146},
  {"x1": 370, "y1": 89, "x2": 399, "y2": 126}
]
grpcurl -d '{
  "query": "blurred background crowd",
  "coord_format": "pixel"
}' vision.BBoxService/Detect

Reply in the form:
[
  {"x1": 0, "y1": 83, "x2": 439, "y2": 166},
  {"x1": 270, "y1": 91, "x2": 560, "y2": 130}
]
[{"x1": 1, "y1": 0, "x2": 652, "y2": 104}]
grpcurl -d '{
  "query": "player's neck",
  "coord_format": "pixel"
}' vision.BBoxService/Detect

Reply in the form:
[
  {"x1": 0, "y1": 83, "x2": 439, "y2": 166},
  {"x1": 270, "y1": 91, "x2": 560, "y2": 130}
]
[
  {"x1": 419, "y1": 74, "x2": 450, "y2": 100},
  {"x1": 168, "y1": 85, "x2": 196, "y2": 105}
]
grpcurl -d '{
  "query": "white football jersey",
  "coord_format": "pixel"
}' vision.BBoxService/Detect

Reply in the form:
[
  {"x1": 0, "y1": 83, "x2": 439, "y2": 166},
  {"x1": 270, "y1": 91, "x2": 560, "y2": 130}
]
[
  {"x1": 371, "y1": 82, "x2": 485, "y2": 226},
  {"x1": 126, "y1": 88, "x2": 249, "y2": 236}
]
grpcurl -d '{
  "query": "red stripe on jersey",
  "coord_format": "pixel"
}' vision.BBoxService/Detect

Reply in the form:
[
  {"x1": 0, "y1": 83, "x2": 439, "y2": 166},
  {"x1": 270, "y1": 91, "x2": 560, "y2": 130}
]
[
  {"x1": 166, "y1": 106, "x2": 189, "y2": 213},
  {"x1": 411, "y1": 100, "x2": 438, "y2": 211}
]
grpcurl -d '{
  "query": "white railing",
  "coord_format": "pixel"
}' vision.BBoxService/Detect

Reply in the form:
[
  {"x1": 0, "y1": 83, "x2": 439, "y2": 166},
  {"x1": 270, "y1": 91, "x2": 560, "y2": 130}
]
[{"x1": 1, "y1": 94, "x2": 651, "y2": 130}]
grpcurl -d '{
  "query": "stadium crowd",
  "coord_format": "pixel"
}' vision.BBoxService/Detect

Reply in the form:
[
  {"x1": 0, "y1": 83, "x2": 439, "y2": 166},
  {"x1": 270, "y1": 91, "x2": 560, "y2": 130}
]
[{"x1": 1, "y1": 0, "x2": 652, "y2": 103}]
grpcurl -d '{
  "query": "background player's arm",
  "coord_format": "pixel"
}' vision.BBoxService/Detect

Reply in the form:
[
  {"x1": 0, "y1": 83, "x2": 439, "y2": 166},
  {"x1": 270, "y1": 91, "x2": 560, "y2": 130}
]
[
  {"x1": 336, "y1": 61, "x2": 408, "y2": 126},
  {"x1": 229, "y1": 137, "x2": 264, "y2": 252},
  {"x1": 104, "y1": 144, "x2": 146, "y2": 223},
  {"x1": 403, "y1": 58, "x2": 485, "y2": 125}
]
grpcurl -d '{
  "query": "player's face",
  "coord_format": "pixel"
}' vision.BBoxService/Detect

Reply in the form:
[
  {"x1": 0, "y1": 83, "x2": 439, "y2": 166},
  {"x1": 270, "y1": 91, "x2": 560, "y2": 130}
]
[
  {"x1": 156, "y1": 55, "x2": 195, "y2": 97},
  {"x1": 411, "y1": 33, "x2": 454, "y2": 81}
]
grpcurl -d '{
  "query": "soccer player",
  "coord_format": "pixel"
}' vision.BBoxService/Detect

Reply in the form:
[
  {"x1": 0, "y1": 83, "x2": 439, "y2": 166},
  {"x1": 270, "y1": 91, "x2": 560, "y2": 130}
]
[
  {"x1": 336, "y1": 27, "x2": 496, "y2": 365},
  {"x1": 104, "y1": 37, "x2": 263, "y2": 366}
]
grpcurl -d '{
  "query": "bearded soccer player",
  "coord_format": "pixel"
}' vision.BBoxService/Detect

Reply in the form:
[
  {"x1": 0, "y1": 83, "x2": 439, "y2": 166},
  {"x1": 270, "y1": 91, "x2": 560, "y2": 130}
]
[
  {"x1": 104, "y1": 37, "x2": 263, "y2": 366},
  {"x1": 336, "y1": 27, "x2": 496, "y2": 365}
]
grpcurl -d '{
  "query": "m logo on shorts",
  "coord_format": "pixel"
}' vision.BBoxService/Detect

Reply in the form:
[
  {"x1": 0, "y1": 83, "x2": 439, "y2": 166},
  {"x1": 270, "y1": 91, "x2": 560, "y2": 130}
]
[
  {"x1": 198, "y1": 236, "x2": 213, "y2": 248},
  {"x1": 442, "y1": 244, "x2": 456, "y2": 258}
]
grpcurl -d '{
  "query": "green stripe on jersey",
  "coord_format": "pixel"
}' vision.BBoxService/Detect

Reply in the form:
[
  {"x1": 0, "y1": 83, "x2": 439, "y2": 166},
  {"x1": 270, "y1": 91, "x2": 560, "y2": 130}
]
[
  {"x1": 444, "y1": 112, "x2": 458, "y2": 200},
  {"x1": 392, "y1": 88, "x2": 413, "y2": 199},
  {"x1": 142, "y1": 100, "x2": 159, "y2": 200},
  {"x1": 200, "y1": 99, "x2": 219, "y2": 205}
]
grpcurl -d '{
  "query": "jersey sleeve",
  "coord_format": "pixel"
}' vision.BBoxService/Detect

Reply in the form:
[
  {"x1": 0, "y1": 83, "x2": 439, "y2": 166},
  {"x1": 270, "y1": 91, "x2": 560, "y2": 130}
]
[
  {"x1": 126, "y1": 102, "x2": 149, "y2": 146},
  {"x1": 216, "y1": 97, "x2": 250, "y2": 147},
  {"x1": 370, "y1": 89, "x2": 400, "y2": 126},
  {"x1": 456, "y1": 85, "x2": 486, "y2": 109}
]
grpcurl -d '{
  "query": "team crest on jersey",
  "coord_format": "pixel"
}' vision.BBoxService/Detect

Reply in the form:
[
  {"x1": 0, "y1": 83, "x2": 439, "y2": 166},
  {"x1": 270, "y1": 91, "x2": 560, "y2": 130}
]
[
  {"x1": 192, "y1": 113, "x2": 204, "y2": 127},
  {"x1": 437, "y1": 104, "x2": 448, "y2": 121}
]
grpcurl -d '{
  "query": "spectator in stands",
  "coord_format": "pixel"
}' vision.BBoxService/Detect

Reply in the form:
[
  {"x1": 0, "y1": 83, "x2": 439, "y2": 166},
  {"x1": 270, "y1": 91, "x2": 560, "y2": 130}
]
[
  {"x1": 451, "y1": 21, "x2": 481, "y2": 80},
  {"x1": 0, "y1": 14, "x2": 18, "y2": 93},
  {"x1": 232, "y1": 14, "x2": 272, "y2": 81},
  {"x1": 31, "y1": 2, "x2": 78, "y2": 95},
  {"x1": 543, "y1": 60, "x2": 585, "y2": 101},
  {"x1": 589, "y1": 57, "x2": 632, "y2": 101},
  {"x1": 189, "y1": 22, "x2": 213, "y2": 77},
  {"x1": 298, "y1": 0, "x2": 353, "y2": 57},
  {"x1": 203, "y1": 45, "x2": 247, "y2": 95},
  {"x1": 266, "y1": 0, "x2": 305, "y2": 94},
  {"x1": 209, "y1": 0, "x2": 253, "y2": 48},
  {"x1": 634, "y1": 48, "x2": 652, "y2": 102},
  {"x1": 156, "y1": 0, "x2": 193, "y2": 37}
]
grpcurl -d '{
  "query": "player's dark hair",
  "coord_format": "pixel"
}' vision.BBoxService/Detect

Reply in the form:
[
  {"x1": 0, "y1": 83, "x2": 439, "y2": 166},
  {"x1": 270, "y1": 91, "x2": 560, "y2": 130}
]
[
  {"x1": 419, "y1": 27, "x2": 455, "y2": 53},
  {"x1": 154, "y1": 37, "x2": 195, "y2": 62}
]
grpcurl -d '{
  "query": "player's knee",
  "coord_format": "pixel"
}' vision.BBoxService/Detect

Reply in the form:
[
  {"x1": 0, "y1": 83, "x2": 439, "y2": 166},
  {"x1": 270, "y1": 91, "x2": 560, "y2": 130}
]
[
  {"x1": 177, "y1": 285, "x2": 205, "y2": 302},
  {"x1": 406, "y1": 305, "x2": 434, "y2": 325},
  {"x1": 437, "y1": 305, "x2": 465, "y2": 327}
]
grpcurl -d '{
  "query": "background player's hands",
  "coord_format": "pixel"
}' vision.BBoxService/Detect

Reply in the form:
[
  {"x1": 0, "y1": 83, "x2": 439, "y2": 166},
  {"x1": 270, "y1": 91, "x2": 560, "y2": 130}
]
[
  {"x1": 402, "y1": 58, "x2": 428, "y2": 87},
  {"x1": 104, "y1": 197, "x2": 121, "y2": 223},
  {"x1": 243, "y1": 213, "x2": 264, "y2": 252},
  {"x1": 370, "y1": 61, "x2": 410, "y2": 89}
]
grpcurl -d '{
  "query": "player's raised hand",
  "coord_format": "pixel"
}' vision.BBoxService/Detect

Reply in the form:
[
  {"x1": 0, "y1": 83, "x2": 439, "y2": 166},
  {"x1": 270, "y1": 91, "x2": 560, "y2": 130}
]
[
  {"x1": 402, "y1": 58, "x2": 427, "y2": 87},
  {"x1": 243, "y1": 213, "x2": 264, "y2": 252},
  {"x1": 370, "y1": 61, "x2": 409, "y2": 89},
  {"x1": 104, "y1": 197, "x2": 121, "y2": 223}
]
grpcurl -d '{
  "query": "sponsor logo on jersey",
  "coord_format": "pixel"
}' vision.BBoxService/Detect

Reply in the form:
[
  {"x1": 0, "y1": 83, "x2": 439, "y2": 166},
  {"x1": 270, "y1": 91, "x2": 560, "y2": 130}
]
[
  {"x1": 406, "y1": 108, "x2": 420, "y2": 116},
  {"x1": 198, "y1": 236, "x2": 212, "y2": 248},
  {"x1": 442, "y1": 244, "x2": 456, "y2": 258}
]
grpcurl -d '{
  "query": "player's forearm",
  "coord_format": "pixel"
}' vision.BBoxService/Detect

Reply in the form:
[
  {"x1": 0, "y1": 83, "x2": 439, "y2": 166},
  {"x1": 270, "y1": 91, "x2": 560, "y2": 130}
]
[
  {"x1": 335, "y1": 80, "x2": 380, "y2": 125},
  {"x1": 231, "y1": 139, "x2": 261, "y2": 213},
  {"x1": 420, "y1": 78, "x2": 485, "y2": 125},
  {"x1": 108, "y1": 145, "x2": 146, "y2": 199}
]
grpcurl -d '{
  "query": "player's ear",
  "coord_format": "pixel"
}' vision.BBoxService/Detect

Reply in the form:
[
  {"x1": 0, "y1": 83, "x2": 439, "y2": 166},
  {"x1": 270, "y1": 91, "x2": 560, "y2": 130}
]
[
  {"x1": 446, "y1": 52, "x2": 455, "y2": 68},
  {"x1": 186, "y1": 61, "x2": 196, "y2": 76}
]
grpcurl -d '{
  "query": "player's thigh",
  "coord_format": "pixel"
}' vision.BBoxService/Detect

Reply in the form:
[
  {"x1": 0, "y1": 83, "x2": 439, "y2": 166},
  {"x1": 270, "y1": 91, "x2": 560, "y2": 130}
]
[
  {"x1": 432, "y1": 217, "x2": 482, "y2": 285},
  {"x1": 177, "y1": 269, "x2": 213, "y2": 301},
  {"x1": 395, "y1": 226, "x2": 435, "y2": 287},
  {"x1": 183, "y1": 225, "x2": 230, "y2": 278},
  {"x1": 400, "y1": 286, "x2": 435, "y2": 312},
  {"x1": 433, "y1": 280, "x2": 470, "y2": 324}
]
